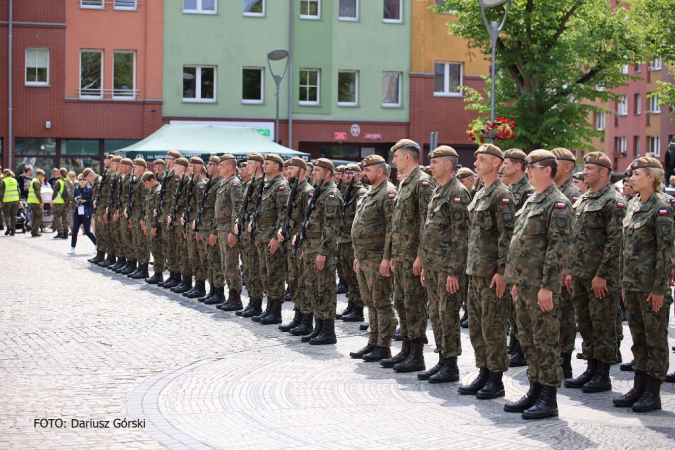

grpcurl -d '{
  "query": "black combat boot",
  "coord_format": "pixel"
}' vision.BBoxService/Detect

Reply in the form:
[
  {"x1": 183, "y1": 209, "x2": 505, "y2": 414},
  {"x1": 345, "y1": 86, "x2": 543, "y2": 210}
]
[
  {"x1": 476, "y1": 371, "x2": 505, "y2": 398},
  {"x1": 665, "y1": 372, "x2": 675, "y2": 383},
  {"x1": 561, "y1": 352, "x2": 573, "y2": 379},
  {"x1": 301, "y1": 318, "x2": 323, "y2": 342},
  {"x1": 504, "y1": 382, "x2": 541, "y2": 413},
  {"x1": 565, "y1": 358, "x2": 598, "y2": 388},
  {"x1": 284, "y1": 287, "x2": 292, "y2": 302},
  {"x1": 522, "y1": 385, "x2": 558, "y2": 419},
  {"x1": 145, "y1": 271, "x2": 163, "y2": 284},
  {"x1": 381, "y1": 339, "x2": 411, "y2": 368},
  {"x1": 509, "y1": 340, "x2": 527, "y2": 367},
  {"x1": 393, "y1": 339, "x2": 425, "y2": 373},
  {"x1": 309, "y1": 319, "x2": 337, "y2": 345},
  {"x1": 242, "y1": 298, "x2": 263, "y2": 318},
  {"x1": 632, "y1": 376, "x2": 662, "y2": 413},
  {"x1": 88, "y1": 251, "x2": 105, "y2": 264},
  {"x1": 429, "y1": 356, "x2": 460, "y2": 383},
  {"x1": 359, "y1": 323, "x2": 369, "y2": 331},
  {"x1": 185, "y1": 280, "x2": 206, "y2": 298},
  {"x1": 236, "y1": 298, "x2": 254, "y2": 316},
  {"x1": 458, "y1": 367, "x2": 490, "y2": 395},
  {"x1": 131, "y1": 263, "x2": 149, "y2": 280},
  {"x1": 336, "y1": 279, "x2": 348, "y2": 294},
  {"x1": 392, "y1": 329, "x2": 403, "y2": 341},
  {"x1": 620, "y1": 359, "x2": 635, "y2": 372},
  {"x1": 362, "y1": 346, "x2": 392, "y2": 362},
  {"x1": 198, "y1": 284, "x2": 215, "y2": 302},
  {"x1": 206, "y1": 286, "x2": 225, "y2": 304},
  {"x1": 128, "y1": 264, "x2": 142, "y2": 278},
  {"x1": 260, "y1": 301, "x2": 283, "y2": 325},
  {"x1": 289, "y1": 313, "x2": 314, "y2": 336},
  {"x1": 350, "y1": 343, "x2": 376, "y2": 359},
  {"x1": 341, "y1": 305, "x2": 364, "y2": 322},
  {"x1": 111, "y1": 257, "x2": 126, "y2": 272},
  {"x1": 417, "y1": 354, "x2": 445, "y2": 380},
  {"x1": 252, "y1": 299, "x2": 273, "y2": 322},
  {"x1": 336, "y1": 303, "x2": 353, "y2": 320},
  {"x1": 172, "y1": 276, "x2": 193, "y2": 294},
  {"x1": 279, "y1": 310, "x2": 303, "y2": 332},
  {"x1": 121, "y1": 260, "x2": 137, "y2": 275},
  {"x1": 614, "y1": 370, "x2": 648, "y2": 407},
  {"x1": 161, "y1": 272, "x2": 181, "y2": 289},
  {"x1": 219, "y1": 289, "x2": 243, "y2": 310},
  {"x1": 582, "y1": 361, "x2": 612, "y2": 393},
  {"x1": 99, "y1": 254, "x2": 115, "y2": 268},
  {"x1": 460, "y1": 310, "x2": 469, "y2": 329}
]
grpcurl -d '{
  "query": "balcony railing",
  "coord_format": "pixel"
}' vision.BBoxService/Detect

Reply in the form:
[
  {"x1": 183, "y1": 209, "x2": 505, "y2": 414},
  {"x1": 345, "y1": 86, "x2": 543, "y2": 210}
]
[{"x1": 77, "y1": 88, "x2": 140, "y2": 100}]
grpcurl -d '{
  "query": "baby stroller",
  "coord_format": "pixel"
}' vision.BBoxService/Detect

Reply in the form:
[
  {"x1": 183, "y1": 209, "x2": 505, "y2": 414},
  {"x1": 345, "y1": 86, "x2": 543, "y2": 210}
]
[{"x1": 15, "y1": 198, "x2": 28, "y2": 234}]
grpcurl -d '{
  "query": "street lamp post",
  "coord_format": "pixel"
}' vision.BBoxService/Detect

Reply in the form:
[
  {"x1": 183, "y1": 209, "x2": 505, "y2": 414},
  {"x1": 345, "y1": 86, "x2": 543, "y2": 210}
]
[
  {"x1": 267, "y1": 49, "x2": 290, "y2": 145},
  {"x1": 479, "y1": 0, "x2": 510, "y2": 143}
]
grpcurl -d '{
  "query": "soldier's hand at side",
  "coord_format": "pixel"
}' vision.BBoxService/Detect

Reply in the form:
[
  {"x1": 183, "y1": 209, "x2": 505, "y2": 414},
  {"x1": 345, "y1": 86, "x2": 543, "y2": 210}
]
[
  {"x1": 316, "y1": 254, "x2": 326, "y2": 270},
  {"x1": 670, "y1": 270, "x2": 675, "y2": 287},
  {"x1": 228, "y1": 233, "x2": 236, "y2": 248},
  {"x1": 104, "y1": 213, "x2": 108, "y2": 224},
  {"x1": 420, "y1": 270, "x2": 426, "y2": 288},
  {"x1": 380, "y1": 259, "x2": 391, "y2": 277},
  {"x1": 269, "y1": 238, "x2": 279, "y2": 254},
  {"x1": 299, "y1": 252, "x2": 304, "y2": 261},
  {"x1": 191, "y1": 220, "x2": 196, "y2": 230},
  {"x1": 413, "y1": 255, "x2": 423, "y2": 277},
  {"x1": 292, "y1": 235, "x2": 297, "y2": 246},
  {"x1": 621, "y1": 289, "x2": 625, "y2": 301},
  {"x1": 151, "y1": 227, "x2": 157, "y2": 237},
  {"x1": 167, "y1": 216, "x2": 172, "y2": 225},
  {"x1": 647, "y1": 292, "x2": 665, "y2": 312},
  {"x1": 447, "y1": 276, "x2": 459, "y2": 294},
  {"x1": 93, "y1": 201, "x2": 97, "y2": 209},
  {"x1": 276, "y1": 228, "x2": 284, "y2": 242},
  {"x1": 591, "y1": 276, "x2": 608, "y2": 299},
  {"x1": 153, "y1": 210, "x2": 158, "y2": 217},
  {"x1": 490, "y1": 273, "x2": 506, "y2": 298},
  {"x1": 234, "y1": 224, "x2": 240, "y2": 235},
  {"x1": 511, "y1": 285, "x2": 517, "y2": 303},
  {"x1": 353, "y1": 259, "x2": 358, "y2": 273},
  {"x1": 389, "y1": 260, "x2": 395, "y2": 272},
  {"x1": 537, "y1": 288, "x2": 554, "y2": 312},
  {"x1": 564, "y1": 275, "x2": 573, "y2": 295},
  {"x1": 248, "y1": 222, "x2": 252, "y2": 233},
  {"x1": 209, "y1": 233, "x2": 218, "y2": 247},
  {"x1": 180, "y1": 217, "x2": 185, "y2": 227},
  {"x1": 39, "y1": 203, "x2": 43, "y2": 209},
  {"x1": 124, "y1": 211, "x2": 129, "y2": 219},
  {"x1": 194, "y1": 231, "x2": 199, "y2": 241}
]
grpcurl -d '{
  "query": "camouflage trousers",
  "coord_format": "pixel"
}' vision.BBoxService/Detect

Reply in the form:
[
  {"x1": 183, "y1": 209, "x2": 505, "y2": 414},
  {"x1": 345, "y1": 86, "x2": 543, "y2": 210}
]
[
  {"x1": 571, "y1": 277, "x2": 618, "y2": 363},
  {"x1": 287, "y1": 249, "x2": 303, "y2": 312},
  {"x1": 218, "y1": 230, "x2": 242, "y2": 293},
  {"x1": 187, "y1": 230, "x2": 206, "y2": 281},
  {"x1": 95, "y1": 213, "x2": 107, "y2": 254},
  {"x1": 338, "y1": 242, "x2": 363, "y2": 307},
  {"x1": 356, "y1": 258, "x2": 396, "y2": 347},
  {"x1": 514, "y1": 284, "x2": 563, "y2": 387},
  {"x1": 162, "y1": 219, "x2": 179, "y2": 273},
  {"x1": 425, "y1": 270, "x2": 464, "y2": 358},
  {"x1": 29, "y1": 204, "x2": 43, "y2": 235},
  {"x1": 131, "y1": 217, "x2": 149, "y2": 264},
  {"x1": 149, "y1": 226, "x2": 166, "y2": 273},
  {"x1": 120, "y1": 217, "x2": 133, "y2": 259},
  {"x1": 241, "y1": 239, "x2": 263, "y2": 299},
  {"x1": 624, "y1": 290, "x2": 672, "y2": 382},
  {"x1": 508, "y1": 295, "x2": 518, "y2": 341},
  {"x1": 468, "y1": 276, "x2": 510, "y2": 372},
  {"x1": 174, "y1": 226, "x2": 191, "y2": 276},
  {"x1": 393, "y1": 257, "x2": 428, "y2": 343},
  {"x1": 302, "y1": 248, "x2": 338, "y2": 320},
  {"x1": 110, "y1": 218, "x2": 123, "y2": 256},
  {"x1": 559, "y1": 289, "x2": 577, "y2": 354},
  {"x1": 197, "y1": 230, "x2": 223, "y2": 288},
  {"x1": 257, "y1": 243, "x2": 286, "y2": 302},
  {"x1": 52, "y1": 203, "x2": 68, "y2": 234},
  {"x1": 294, "y1": 251, "x2": 313, "y2": 315}
]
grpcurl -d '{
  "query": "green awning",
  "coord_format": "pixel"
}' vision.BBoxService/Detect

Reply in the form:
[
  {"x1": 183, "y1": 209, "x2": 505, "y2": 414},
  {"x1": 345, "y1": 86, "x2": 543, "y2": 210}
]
[{"x1": 111, "y1": 124, "x2": 309, "y2": 162}]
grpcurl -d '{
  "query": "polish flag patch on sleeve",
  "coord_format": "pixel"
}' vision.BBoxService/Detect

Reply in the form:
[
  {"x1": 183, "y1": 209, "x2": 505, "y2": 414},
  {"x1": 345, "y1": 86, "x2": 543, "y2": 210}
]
[
  {"x1": 617, "y1": 201, "x2": 625, "y2": 208},
  {"x1": 422, "y1": 181, "x2": 429, "y2": 187},
  {"x1": 659, "y1": 209, "x2": 669, "y2": 216},
  {"x1": 309, "y1": 193, "x2": 313, "y2": 198},
  {"x1": 329, "y1": 194, "x2": 335, "y2": 200},
  {"x1": 502, "y1": 198, "x2": 510, "y2": 204},
  {"x1": 556, "y1": 202, "x2": 566, "y2": 209},
  {"x1": 388, "y1": 193, "x2": 396, "y2": 199},
  {"x1": 454, "y1": 197, "x2": 462, "y2": 203},
  {"x1": 572, "y1": 196, "x2": 578, "y2": 202},
  {"x1": 233, "y1": 183, "x2": 239, "y2": 187},
  {"x1": 199, "y1": 186, "x2": 204, "y2": 190},
  {"x1": 279, "y1": 186, "x2": 285, "y2": 191},
  {"x1": 527, "y1": 193, "x2": 533, "y2": 198}
]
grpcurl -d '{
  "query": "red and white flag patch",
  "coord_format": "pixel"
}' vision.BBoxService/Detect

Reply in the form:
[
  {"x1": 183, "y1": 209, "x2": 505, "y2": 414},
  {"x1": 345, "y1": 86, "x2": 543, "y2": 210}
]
[
  {"x1": 527, "y1": 193, "x2": 533, "y2": 198},
  {"x1": 659, "y1": 209, "x2": 669, "y2": 216},
  {"x1": 329, "y1": 194, "x2": 335, "y2": 200},
  {"x1": 454, "y1": 197, "x2": 462, "y2": 203},
  {"x1": 422, "y1": 181, "x2": 429, "y2": 187},
  {"x1": 309, "y1": 193, "x2": 313, "y2": 198},
  {"x1": 572, "y1": 196, "x2": 578, "y2": 202},
  {"x1": 556, "y1": 202, "x2": 566, "y2": 209},
  {"x1": 279, "y1": 186, "x2": 285, "y2": 191},
  {"x1": 502, "y1": 198, "x2": 510, "y2": 204},
  {"x1": 617, "y1": 202, "x2": 625, "y2": 208},
  {"x1": 233, "y1": 183, "x2": 239, "y2": 187},
  {"x1": 388, "y1": 194, "x2": 395, "y2": 199}
]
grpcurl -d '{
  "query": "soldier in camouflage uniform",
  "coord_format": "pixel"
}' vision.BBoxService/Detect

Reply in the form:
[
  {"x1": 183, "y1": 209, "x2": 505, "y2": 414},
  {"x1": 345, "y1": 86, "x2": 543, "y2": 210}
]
[
  {"x1": 334, "y1": 165, "x2": 348, "y2": 295},
  {"x1": 157, "y1": 151, "x2": 182, "y2": 288},
  {"x1": 179, "y1": 158, "x2": 207, "y2": 298},
  {"x1": 336, "y1": 164, "x2": 368, "y2": 322},
  {"x1": 458, "y1": 144, "x2": 515, "y2": 399},
  {"x1": 88, "y1": 157, "x2": 111, "y2": 264},
  {"x1": 125, "y1": 158, "x2": 150, "y2": 279},
  {"x1": 154, "y1": 159, "x2": 166, "y2": 184},
  {"x1": 563, "y1": 152, "x2": 623, "y2": 393},
  {"x1": 99, "y1": 156, "x2": 121, "y2": 268},
  {"x1": 249, "y1": 154, "x2": 290, "y2": 325},
  {"x1": 169, "y1": 158, "x2": 194, "y2": 293},
  {"x1": 504, "y1": 149, "x2": 573, "y2": 420},
  {"x1": 382, "y1": 139, "x2": 435, "y2": 373},
  {"x1": 164, "y1": 157, "x2": 189, "y2": 289},
  {"x1": 416, "y1": 147, "x2": 471, "y2": 383},
  {"x1": 142, "y1": 171, "x2": 165, "y2": 284},
  {"x1": 551, "y1": 147, "x2": 584, "y2": 378},
  {"x1": 111, "y1": 159, "x2": 133, "y2": 273},
  {"x1": 614, "y1": 157, "x2": 674, "y2": 413}
]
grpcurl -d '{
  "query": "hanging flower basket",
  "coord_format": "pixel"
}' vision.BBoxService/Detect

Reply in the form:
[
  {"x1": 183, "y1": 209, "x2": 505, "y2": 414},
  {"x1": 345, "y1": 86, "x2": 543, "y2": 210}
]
[{"x1": 467, "y1": 117, "x2": 516, "y2": 143}]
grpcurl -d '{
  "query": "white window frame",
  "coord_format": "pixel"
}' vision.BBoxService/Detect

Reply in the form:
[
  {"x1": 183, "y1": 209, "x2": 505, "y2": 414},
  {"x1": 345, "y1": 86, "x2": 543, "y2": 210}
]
[
  {"x1": 337, "y1": 70, "x2": 359, "y2": 107},
  {"x1": 299, "y1": 69, "x2": 320, "y2": 106},
  {"x1": 596, "y1": 84, "x2": 605, "y2": 91},
  {"x1": 595, "y1": 112, "x2": 605, "y2": 131},
  {"x1": 382, "y1": 71, "x2": 402, "y2": 108},
  {"x1": 635, "y1": 136, "x2": 641, "y2": 157},
  {"x1": 617, "y1": 137, "x2": 627, "y2": 155},
  {"x1": 300, "y1": 0, "x2": 321, "y2": 19},
  {"x1": 183, "y1": 0, "x2": 217, "y2": 14},
  {"x1": 635, "y1": 93, "x2": 641, "y2": 115},
  {"x1": 80, "y1": 0, "x2": 104, "y2": 10},
  {"x1": 80, "y1": 50, "x2": 103, "y2": 99},
  {"x1": 113, "y1": 51, "x2": 136, "y2": 100},
  {"x1": 242, "y1": 67, "x2": 264, "y2": 105},
  {"x1": 243, "y1": 0, "x2": 265, "y2": 17},
  {"x1": 114, "y1": 0, "x2": 138, "y2": 11},
  {"x1": 383, "y1": 0, "x2": 403, "y2": 24},
  {"x1": 338, "y1": 0, "x2": 358, "y2": 21},
  {"x1": 649, "y1": 96, "x2": 661, "y2": 114},
  {"x1": 621, "y1": 64, "x2": 629, "y2": 74},
  {"x1": 617, "y1": 95, "x2": 628, "y2": 116},
  {"x1": 434, "y1": 62, "x2": 463, "y2": 97},
  {"x1": 650, "y1": 58, "x2": 662, "y2": 71},
  {"x1": 649, "y1": 136, "x2": 661, "y2": 157},
  {"x1": 182, "y1": 65, "x2": 217, "y2": 103},
  {"x1": 25, "y1": 48, "x2": 49, "y2": 87}
]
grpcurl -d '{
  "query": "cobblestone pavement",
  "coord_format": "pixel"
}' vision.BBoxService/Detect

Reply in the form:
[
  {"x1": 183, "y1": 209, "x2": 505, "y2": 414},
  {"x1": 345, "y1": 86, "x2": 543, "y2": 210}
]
[{"x1": 2, "y1": 231, "x2": 675, "y2": 449}]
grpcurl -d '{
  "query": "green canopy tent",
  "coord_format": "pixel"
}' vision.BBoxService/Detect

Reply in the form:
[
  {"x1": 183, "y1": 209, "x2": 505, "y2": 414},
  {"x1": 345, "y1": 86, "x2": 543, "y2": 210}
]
[{"x1": 111, "y1": 124, "x2": 310, "y2": 162}]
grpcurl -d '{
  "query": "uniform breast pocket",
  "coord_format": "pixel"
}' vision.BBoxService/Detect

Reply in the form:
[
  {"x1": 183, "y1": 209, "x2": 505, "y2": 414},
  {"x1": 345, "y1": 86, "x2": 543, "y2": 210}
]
[
  {"x1": 632, "y1": 217, "x2": 654, "y2": 243},
  {"x1": 477, "y1": 209, "x2": 493, "y2": 231},
  {"x1": 585, "y1": 210, "x2": 605, "y2": 229},
  {"x1": 395, "y1": 190, "x2": 412, "y2": 209},
  {"x1": 525, "y1": 211, "x2": 547, "y2": 235}
]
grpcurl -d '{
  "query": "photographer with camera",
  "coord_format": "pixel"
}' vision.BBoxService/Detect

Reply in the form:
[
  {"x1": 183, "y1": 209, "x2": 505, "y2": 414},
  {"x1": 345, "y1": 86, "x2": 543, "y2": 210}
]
[{"x1": 69, "y1": 174, "x2": 96, "y2": 255}]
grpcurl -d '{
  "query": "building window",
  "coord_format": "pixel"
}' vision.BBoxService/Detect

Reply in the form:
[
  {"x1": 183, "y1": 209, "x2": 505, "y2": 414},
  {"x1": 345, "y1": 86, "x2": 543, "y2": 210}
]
[
  {"x1": 242, "y1": 68, "x2": 264, "y2": 104},
  {"x1": 183, "y1": 66, "x2": 216, "y2": 102},
  {"x1": 114, "y1": 0, "x2": 137, "y2": 10},
  {"x1": 382, "y1": 72, "x2": 401, "y2": 107},
  {"x1": 299, "y1": 69, "x2": 320, "y2": 105},
  {"x1": 634, "y1": 93, "x2": 641, "y2": 115},
  {"x1": 244, "y1": 0, "x2": 264, "y2": 16},
  {"x1": 113, "y1": 51, "x2": 135, "y2": 99},
  {"x1": 434, "y1": 62, "x2": 462, "y2": 96},
  {"x1": 634, "y1": 64, "x2": 641, "y2": 73},
  {"x1": 339, "y1": 0, "x2": 358, "y2": 20},
  {"x1": 621, "y1": 65, "x2": 629, "y2": 74},
  {"x1": 80, "y1": 50, "x2": 103, "y2": 98},
  {"x1": 183, "y1": 0, "x2": 216, "y2": 14},
  {"x1": 649, "y1": 96, "x2": 661, "y2": 114},
  {"x1": 617, "y1": 95, "x2": 627, "y2": 116},
  {"x1": 25, "y1": 48, "x2": 49, "y2": 86},
  {"x1": 300, "y1": 0, "x2": 320, "y2": 19},
  {"x1": 338, "y1": 71, "x2": 358, "y2": 106},
  {"x1": 649, "y1": 136, "x2": 661, "y2": 157},
  {"x1": 383, "y1": 0, "x2": 402, "y2": 23},
  {"x1": 633, "y1": 136, "x2": 640, "y2": 157},
  {"x1": 650, "y1": 58, "x2": 662, "y2": 71},
  {"x1": 616, "y1": 137, "x2": 627, "y2": 156},
  {"x1": 80, "y1": 0, "x2": 104, "y2": 9},
  {"x1": 595, "y1": 112, "x2": 605, "y2": 131}
]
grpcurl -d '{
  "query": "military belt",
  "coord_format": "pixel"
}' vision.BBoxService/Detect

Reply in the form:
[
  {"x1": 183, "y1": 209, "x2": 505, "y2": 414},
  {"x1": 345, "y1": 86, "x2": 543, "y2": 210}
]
[
  {"x1": 216, "y1": 218, "x2": 229, "y2": 224},
  {"x1": 305, "y1": 231, "x2": 322, "y2": 238},
  {"x1": 258, "y1": 218, "x2": 275, "y2": 225},
  {"x1": 353, "y1": 236, "x2": 385, "y2": 244},
  {"x1": 340, "y1": 225, "x2": 352, "y2": 232}
]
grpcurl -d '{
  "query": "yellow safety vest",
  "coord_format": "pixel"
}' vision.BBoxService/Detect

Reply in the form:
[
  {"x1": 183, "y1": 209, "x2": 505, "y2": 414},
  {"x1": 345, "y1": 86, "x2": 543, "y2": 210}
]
[
  {"x1": 54, "y1": 178, "x2": 65, "y2": 204},
  {"x1": 27, "y1": 179, "x2": 41, "y2": 204},
  {"x1": 2, "y1": 177, "x2": 19, "y2": 203}
]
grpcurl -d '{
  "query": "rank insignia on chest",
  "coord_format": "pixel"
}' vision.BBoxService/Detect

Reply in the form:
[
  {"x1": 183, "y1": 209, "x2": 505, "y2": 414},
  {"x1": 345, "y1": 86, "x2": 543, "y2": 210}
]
[
  {"x1": 617, "y1": 202, "x2": 625, "y2": 208},
  {"x1": 502, "y1": 198, "x2": 510, "y2": 204},
  {"x1": 556, "y1": 202, "x2": 566, "y2": 209},
  {"x1": 279, "y1": 186, "x2": 285, "y2": 191},
  {"x1": 659, "y1": 209, "x2": 669, "y2": 216},
  {"x1": 422, "y1": 181, "x2": 429, "y2": 187},
  {"x1": 329, "y1": 194, "x2": 335, "y2": 199},
  {"x1": 388, "y1": 194, "x2": 395, "y2": 199},
  {"x1": 454, "y1": 197, "x2": 461, "y2": 203}
]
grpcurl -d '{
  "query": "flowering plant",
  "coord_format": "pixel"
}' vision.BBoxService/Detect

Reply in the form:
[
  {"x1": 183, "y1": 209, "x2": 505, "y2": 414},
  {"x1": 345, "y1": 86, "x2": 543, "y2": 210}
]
[{"x1": 467, "y1": 117, "x2": 516, "y2": 143}]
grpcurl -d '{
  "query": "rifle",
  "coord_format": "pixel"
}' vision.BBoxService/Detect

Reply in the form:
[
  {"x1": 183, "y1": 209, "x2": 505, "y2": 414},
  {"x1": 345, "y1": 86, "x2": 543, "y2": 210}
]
[
  {"x1": 278, "y1": 176, "x2": 300, "y2": 255},
  {"x1": 125, "y1": 173, "x2": 136, "y2": 219},
  {"x1": 342, "y1": 175, "x2": 355, "y2": 215},
  {"x1": 248, "y1": 172, "x2": 266, "y2": 243},
  {"x1": 292, "y1": 171, "x2": 326, "y2": 256},
  {"x1": 193, "y1": 175, "x2": 213, "y2": 238},
  {"x1": 182, "y1": 172, "x2": 197, "y2": 235},
  {"x1": 235, "y1": 166, "x2": 258, "y2": 242},
  {"x1": 153, "y1": 170, "x2": 170, "y2": 228},
  {"x1": 107, "y1": 172, "x2": 118, "y2": 217},
  {"x1": 94, "y1": 166, "x2": 107, "y2": 209},
  {"x1": 337, "y1": 176, "x2": 344, "y2": 190},
  {"x1": 168, "y1": 172, "x2": 186, "y2": 231},
  {"x1": 115, "y1": 174, "x2": 124, "y2": 216}
]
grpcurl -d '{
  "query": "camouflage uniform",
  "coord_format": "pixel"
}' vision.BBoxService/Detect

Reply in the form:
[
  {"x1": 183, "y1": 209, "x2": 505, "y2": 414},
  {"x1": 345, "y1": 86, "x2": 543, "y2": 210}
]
[
  {"x1": 119, "y1": 174, "x2": 134, "y2": 260},
  {"x1": 621, "y1": 194, "x2": 674, "y2": 382},
  {"x1": 128, "y1": 175, "x2": 149, "y2": 265},
  {"x1": 420, "y1": 176, "x2": 470, "y2": 358},
  {"x1": 286, "y1": 179, "x2": 313, "y2": 314},
  {"x1": 158, "y1": 171, "x2": 179, "y2": 274},
  {"x1": 171, "y1": 176, "x2": 190, "y2": 277},
  {"x1": 338, "y1": 181, "x2": 368, "y2": 309},
  {"x1": 239, "y1": 177, "x2": 264, "y2": 300},
  {"x1": 567, "y1": 183, "x2": 624, "y2": 363},
  {"x1": 215, "y1": 174, "x2": 243, "y2": 293},
  {"x1": 505, "y1": 183, "x2": 573, "y2": 387},
  {"x1": 196, "y1": 175, "x2": 224, "y2": 290},
  {"x1": 185, "y1": 175, "x2": 206, "y2": 282},
  {"x1": 466, "y1": 179, "x2": 515, "y2": 372},
  {"x1": 391, "y1": 166, "x2": 435, "y2": 342},
  {"x1": 111, "y1": 173, "x2": 125, "y2": 257},
  {"x1": 145, "y1": 182, "x2": 165, "y2": 273},
  {"x1": 94, "y1": 171, "x2": 112, "y2": 255}
]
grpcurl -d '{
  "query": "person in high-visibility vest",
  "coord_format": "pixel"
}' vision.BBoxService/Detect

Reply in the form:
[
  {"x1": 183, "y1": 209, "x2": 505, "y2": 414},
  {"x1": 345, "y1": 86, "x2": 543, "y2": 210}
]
[
  {"x1": 50, "y1": 168, "x2": 70, "y2": 239},
  {"x1": 27, "y1": 169, "x2": 45, "y2": 237},
  {"x1": 0, "y1": 168, "x2": 20, "y2": 236}
]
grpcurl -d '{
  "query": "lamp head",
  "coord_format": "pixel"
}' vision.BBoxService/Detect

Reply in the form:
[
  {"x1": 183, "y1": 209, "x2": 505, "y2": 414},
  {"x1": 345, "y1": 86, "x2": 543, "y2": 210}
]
[
  {"x1": 481, "y1": 0, "x2": 509, "y2": 6},
  {"x1": 267, "y1": 49, "x2": 289, "y2": 61}
]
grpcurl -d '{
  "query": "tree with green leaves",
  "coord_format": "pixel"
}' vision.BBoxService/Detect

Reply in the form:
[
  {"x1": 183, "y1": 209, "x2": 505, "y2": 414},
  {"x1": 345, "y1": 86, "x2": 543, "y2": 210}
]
[{"x1": 433, "y1": 0, "x2": 644, "y2": 152}]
